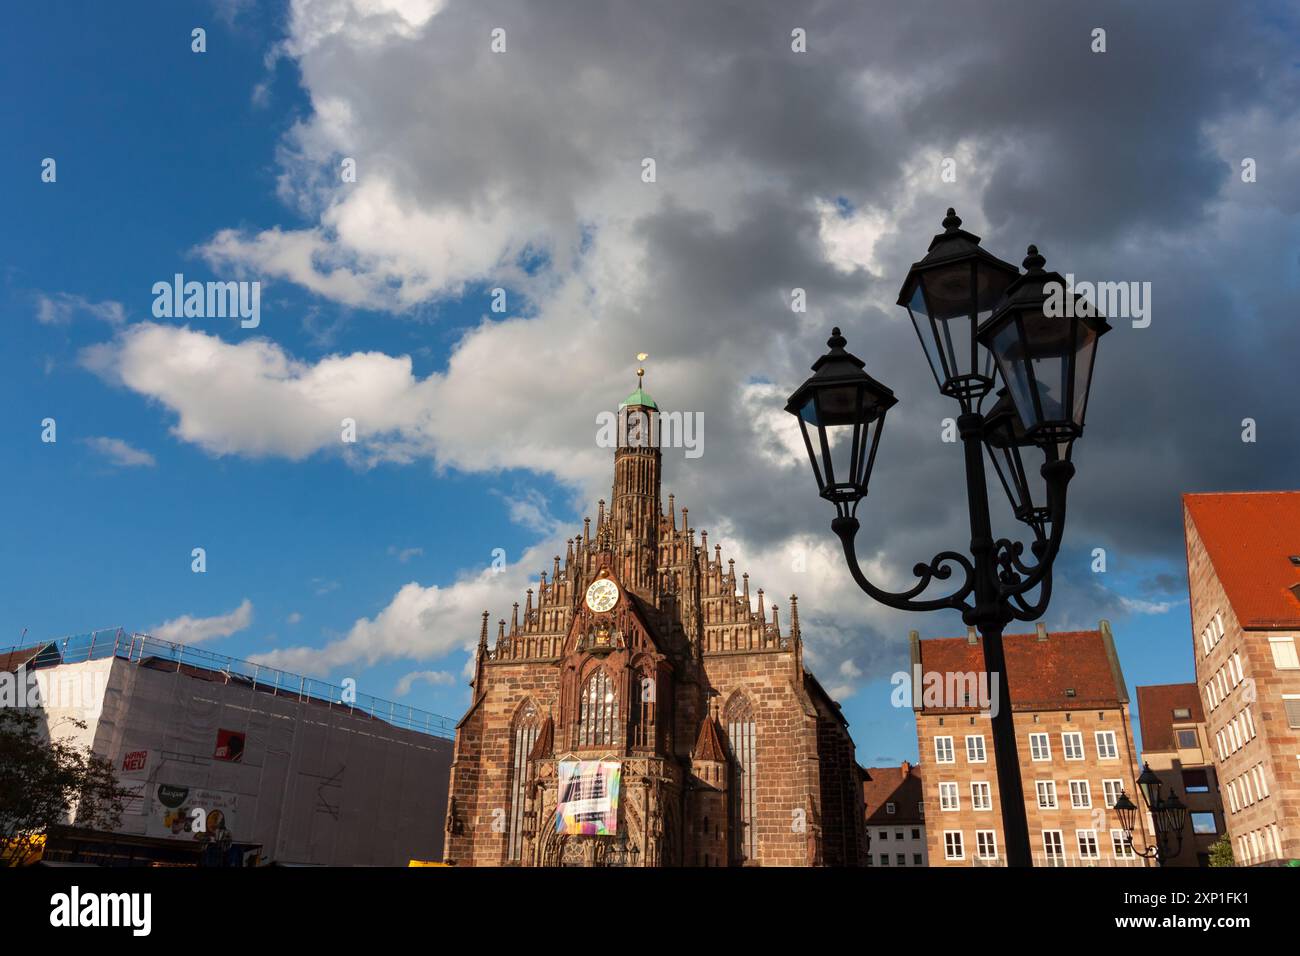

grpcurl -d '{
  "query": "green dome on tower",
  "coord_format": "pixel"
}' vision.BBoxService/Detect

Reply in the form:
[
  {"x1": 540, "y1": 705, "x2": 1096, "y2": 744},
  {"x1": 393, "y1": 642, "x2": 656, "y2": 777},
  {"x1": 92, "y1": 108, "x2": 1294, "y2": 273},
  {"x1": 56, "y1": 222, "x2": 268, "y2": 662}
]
[{"x1": 619, "y1": 387, "x2": 658, "y2": 410}]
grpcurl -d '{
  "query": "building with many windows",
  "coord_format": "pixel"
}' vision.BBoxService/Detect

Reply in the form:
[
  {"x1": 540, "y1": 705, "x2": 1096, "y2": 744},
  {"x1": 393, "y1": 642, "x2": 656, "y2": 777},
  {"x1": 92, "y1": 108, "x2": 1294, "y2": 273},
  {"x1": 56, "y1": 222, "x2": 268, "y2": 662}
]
[
  {"x1": 1135, "y1": 682, "x2": 1225, "y2": 866},
  {"x1": 911, "y1": 622, "x2": 1150, "y2": 866},
  {"x1": 443, "y1": 382, "x2": 868, "y2": 866},
  {"x1": 862, "y1": 762, "x2": 927, "y2": 867},
  {"x1": 1184, "y1": 492, "x2": 1300, "y2": 865}
]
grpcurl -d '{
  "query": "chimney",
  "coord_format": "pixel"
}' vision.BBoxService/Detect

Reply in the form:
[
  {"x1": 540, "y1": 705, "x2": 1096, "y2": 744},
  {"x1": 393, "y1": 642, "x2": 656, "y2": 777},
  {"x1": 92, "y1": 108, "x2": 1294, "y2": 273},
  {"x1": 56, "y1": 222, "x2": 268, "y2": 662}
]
[
  {"x1": 966, "y1": 626, "x2": 978, "y2": 645},
  {"x1": 1036, "y1": 622, "x2": 1049, "y2": 642},
  {"x1": 900, "y1": 760, "x2": 910, "y2": 778}
]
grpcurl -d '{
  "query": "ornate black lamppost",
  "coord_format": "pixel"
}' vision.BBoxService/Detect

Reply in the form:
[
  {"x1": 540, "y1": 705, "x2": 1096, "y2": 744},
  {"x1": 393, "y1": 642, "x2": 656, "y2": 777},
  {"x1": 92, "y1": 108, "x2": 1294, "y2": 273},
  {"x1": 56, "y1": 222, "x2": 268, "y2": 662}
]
[
  {"x1": 785, "y1": 209, "x2": 1110, "y2": 867},
  {"x1": 1113, "y1": 765, "x2": 1188, "y2": 866}
]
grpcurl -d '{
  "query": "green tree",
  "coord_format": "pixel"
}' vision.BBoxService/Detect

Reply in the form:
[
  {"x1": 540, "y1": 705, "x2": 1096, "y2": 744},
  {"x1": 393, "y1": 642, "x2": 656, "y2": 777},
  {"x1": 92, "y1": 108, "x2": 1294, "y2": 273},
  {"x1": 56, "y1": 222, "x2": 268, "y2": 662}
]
[
  {"x1": 1208, "y1": 833, "x2": 1234, "y2": 868},
  {"x1": 0, "y1": 707, "x2": 126, "y2": 866}
]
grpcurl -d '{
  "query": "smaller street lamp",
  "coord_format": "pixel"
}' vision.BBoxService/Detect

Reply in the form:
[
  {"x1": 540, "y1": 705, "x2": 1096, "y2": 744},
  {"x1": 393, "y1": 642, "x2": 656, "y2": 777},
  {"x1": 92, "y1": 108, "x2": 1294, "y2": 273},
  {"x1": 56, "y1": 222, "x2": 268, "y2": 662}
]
[
  {"x1": 604, "y1": 831, "x2": 640, "y2": 867},
  {"x1": 983, "y1": 387, "x2": 1050, "y2": 540},
  {"x1": 1114, "y1": 763, "x2": 1188, "y2": 866},
  {"x1": 784, "y1": 327, "x2": 897, "y2": 519}
]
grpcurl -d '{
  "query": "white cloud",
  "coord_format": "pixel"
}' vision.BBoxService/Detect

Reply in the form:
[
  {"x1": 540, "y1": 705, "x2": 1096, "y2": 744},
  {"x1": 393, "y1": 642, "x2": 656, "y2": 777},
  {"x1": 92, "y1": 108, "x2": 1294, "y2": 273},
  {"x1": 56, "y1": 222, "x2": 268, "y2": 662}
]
[
  {"x1": 388, "y1": 545, "x2": 424, "y2": 563},
  {"x1": 37, "y1": 292, "x2": 125, "y2": 326},
  {"x1": 154, "y1": 599, "x2": 254, "y2": 644},
  {"x1": 287, "y1": 611, "x2": 303, "y2": 624},
  {"x1": 1118, "y1": 595, "x2": 1184, "y2": 616},
  {"x1": 393, "y1": 669, "x2": 455, "y2": 696},
  {"x1": 85, "y1": 436, "x2": 156, "y2": 468}
]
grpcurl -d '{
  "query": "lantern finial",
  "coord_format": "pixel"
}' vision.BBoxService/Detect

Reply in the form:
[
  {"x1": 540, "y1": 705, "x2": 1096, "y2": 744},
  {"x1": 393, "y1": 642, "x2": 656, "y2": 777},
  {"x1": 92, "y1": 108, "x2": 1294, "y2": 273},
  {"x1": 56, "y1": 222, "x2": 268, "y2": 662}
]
[
  {"x1": 942, "y1": 207, "x2": 962, "y2": 231},
  {"x1": 827, "y1": 327, "x2": 846, "y2": 349},
  {"x1": 1023, "y1": 245, "x2": 1046, "y2": 272}
]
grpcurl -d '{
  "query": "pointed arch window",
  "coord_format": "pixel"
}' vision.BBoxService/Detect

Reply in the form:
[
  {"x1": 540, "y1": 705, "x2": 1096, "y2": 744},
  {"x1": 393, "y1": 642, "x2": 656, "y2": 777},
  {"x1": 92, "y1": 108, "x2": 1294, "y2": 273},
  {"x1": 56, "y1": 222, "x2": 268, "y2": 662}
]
[
  {"x1": 725, "y1": 693, "x2": 757, "y2": 864},
  {"x1": 507, "y1": 701, "x2": 539, "y2": 862},
  {"x1": 630, "y1": 668, "x2": 656, "y2": 749},
  {"x1": 578, "y1": 668, "x2": 618, "y2": 747}
]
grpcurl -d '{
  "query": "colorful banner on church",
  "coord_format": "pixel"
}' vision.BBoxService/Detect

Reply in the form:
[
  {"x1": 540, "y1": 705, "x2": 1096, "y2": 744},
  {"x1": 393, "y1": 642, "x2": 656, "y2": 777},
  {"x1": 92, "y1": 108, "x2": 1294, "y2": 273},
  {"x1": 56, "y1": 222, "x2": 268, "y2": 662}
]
[{"x1": 556, "y1": 760, "x2": 621, "y2": 835}]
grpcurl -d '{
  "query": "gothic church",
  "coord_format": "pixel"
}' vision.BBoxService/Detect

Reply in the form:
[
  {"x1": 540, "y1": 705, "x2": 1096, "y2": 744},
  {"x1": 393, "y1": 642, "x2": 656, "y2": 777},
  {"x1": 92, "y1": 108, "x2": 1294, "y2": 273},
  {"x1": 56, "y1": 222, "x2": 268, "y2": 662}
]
[{"x1": 443, "y1": 380, "x2": 868, "y2": 866}]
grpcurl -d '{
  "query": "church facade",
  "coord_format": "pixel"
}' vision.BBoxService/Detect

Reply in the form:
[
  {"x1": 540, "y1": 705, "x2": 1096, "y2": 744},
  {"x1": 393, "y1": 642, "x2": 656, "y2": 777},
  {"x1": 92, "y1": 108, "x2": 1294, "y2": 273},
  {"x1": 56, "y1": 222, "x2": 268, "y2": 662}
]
[{"x1": 443, "y1": 383, "x2": 868, "y2": 866}]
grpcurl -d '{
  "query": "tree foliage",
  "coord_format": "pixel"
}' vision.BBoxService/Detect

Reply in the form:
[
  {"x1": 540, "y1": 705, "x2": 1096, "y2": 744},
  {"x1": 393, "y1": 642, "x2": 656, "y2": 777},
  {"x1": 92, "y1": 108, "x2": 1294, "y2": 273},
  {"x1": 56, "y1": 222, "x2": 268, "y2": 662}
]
[
  {"x1": 1208, "y1": 833, "x2": 1234, "y2": 868},
  {"x1": 0, "y1": 707, "x2": 126, "y2": 866}
]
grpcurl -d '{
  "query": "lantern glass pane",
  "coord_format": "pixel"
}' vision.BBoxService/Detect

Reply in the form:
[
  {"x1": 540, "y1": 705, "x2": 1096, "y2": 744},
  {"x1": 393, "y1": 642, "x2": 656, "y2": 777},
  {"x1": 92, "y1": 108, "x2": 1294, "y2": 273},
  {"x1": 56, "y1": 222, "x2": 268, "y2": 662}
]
[
  {"x1": 815, "y1": 382, "x2": 866, "y2": 426},
  {"x1": 920, "y1": 262, "x2": 976, "y2": 381},
  {"x1": 1072, "y1": 322, "x2": 1098, "y2": 427},
  {"x1": 907, "y1": 285, "x2": 947, "y2": 387},
  {"x1": 992, "y1": 321, "x2": 1036, "y2": 428},
  {"x1": 1023, "y1": 312, "x2": 1072, "y2": 426}
]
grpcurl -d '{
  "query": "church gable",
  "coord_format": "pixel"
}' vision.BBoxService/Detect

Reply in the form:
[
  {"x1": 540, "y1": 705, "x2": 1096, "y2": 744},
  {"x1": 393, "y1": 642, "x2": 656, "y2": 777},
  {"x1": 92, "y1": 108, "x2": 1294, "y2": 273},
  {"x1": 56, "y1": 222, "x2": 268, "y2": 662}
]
[{"x1": 444, "y1": 373, "x2": 867, "y2": 867}]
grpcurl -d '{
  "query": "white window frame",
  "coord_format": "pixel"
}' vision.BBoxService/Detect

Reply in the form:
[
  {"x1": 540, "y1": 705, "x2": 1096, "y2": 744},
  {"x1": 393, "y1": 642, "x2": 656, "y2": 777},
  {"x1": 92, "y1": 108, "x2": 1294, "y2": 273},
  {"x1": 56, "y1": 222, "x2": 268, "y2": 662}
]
[
  {"x1": 1036, "y1": 779, "x2": 1058, "y2": 810},
  {"x1": 975, "y1": 830, "x2": 998, "y2": 860},
  {"x1": 1094, "y1": 730, "x2": 1118, "y2": 760},
  {"x1": 934, "y1": 735, "x2": 955, "y2": 764},
  {"x1": 1111, "y1": 828, "x2": 1135, "y2": 859},
  {"x1": 1269, "y1": 636, "x2": 1300, "y2": 670},
  {"x1": 1077, "y1": 829, "x2": 1100, "y2": 860},
  {"x1": 1069, "y1": 779, "x2": 1092, "y2": 809},
  {"x1": 938, "y1": 781, "x2": 960, "y2": 811},
  {"x1": 965, "y1": 734, "x2": 987, "y2": 763},
  {"x1": 1102, "y1": 778, "x2": 1124, "y2": 809},
  {"x1": 1062, "y1": 731, "x2": 1084, "y2": 761},
  {"x1": 943, "y1": 830, "x2": 964, "y2": 861},
  {"x1": 970, "y1": 781, "x2": 992, "y2": 811},
  {"x1": 886, "y1": 802, "x2": 896, "y2": 815},
  {"x1": 1029, "y1": 732, "x2": 1051, "y2": 761},
  {"x1": 1042, "y1": 830, "x2": 1065, "y2": 860}
]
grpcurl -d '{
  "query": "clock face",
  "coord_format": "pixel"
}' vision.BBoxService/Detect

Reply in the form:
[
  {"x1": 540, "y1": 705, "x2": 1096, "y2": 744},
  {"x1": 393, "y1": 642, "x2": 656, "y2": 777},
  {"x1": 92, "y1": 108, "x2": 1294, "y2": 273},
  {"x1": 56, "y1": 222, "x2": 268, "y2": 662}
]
[{"x1": 585, "y1": 578, "x2": 619, "y2": 613}]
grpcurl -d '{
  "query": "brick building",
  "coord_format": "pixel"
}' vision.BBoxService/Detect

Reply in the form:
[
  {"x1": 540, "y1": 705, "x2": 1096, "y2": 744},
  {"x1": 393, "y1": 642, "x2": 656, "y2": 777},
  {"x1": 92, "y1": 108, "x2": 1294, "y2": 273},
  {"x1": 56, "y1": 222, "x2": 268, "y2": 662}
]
[
  {"x1": 912, "y1": 622, "x2": 1150, "y2": 866},
  {"x1": 442, "y1": 382, "x2": 868, "y2": 866},
  {"x1": 1135, "y1": 683, "x2": 1225, "y2": 866},
  {"x1": 1184, "y1": 491, "x2": 1300, "y2": 865},
  {"x1": 863, "y1": 762, "x2": 927, "y2": 867}
]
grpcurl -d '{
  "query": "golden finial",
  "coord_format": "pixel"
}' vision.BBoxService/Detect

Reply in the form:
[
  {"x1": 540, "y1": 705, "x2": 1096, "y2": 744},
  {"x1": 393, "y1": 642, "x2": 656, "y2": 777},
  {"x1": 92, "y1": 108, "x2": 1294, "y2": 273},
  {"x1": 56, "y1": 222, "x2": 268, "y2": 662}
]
[{"x1": 636, "y1": 352, "x2": 648, "y2": 387}]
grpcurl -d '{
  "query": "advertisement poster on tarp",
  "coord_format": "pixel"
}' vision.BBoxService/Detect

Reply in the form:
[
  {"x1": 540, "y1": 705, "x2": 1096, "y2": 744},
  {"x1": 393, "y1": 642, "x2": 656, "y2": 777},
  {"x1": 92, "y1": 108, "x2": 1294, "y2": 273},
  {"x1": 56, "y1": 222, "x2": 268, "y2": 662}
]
[
  {"x1": 148, "y1": 784, "x2": 239, "y2": 843},
  {"x1": 116, "y1": 748, "x2": 152, "y2": 816},
  {"x1": 556, "y1": 760, "x2": 621, "y2": 835}
]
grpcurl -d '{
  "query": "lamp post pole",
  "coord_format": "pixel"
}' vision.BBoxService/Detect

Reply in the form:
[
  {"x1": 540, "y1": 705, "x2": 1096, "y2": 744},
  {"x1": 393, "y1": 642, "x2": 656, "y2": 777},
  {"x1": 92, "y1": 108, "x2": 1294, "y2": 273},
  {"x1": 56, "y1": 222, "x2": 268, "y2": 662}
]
[
  {"x1": 788, "y1": 210, "x2": 1109, "y2": 868},
  {"x1": 960, "y1": 406, "x2": 1032, "y2": 865}
]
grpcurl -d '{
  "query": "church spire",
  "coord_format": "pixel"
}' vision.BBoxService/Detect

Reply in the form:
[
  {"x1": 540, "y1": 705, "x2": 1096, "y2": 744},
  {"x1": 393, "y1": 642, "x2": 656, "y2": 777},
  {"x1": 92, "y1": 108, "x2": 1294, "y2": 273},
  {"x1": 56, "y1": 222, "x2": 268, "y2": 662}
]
[{"x1": 610, "y1": 352, "x2": 661, "y2": 598}]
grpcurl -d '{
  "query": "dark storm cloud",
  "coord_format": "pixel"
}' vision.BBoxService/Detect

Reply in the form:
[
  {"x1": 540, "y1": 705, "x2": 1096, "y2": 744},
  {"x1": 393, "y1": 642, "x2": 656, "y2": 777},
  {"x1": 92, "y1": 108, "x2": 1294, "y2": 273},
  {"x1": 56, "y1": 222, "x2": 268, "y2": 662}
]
[{"x1": 190, "y1": 0, "x2": 1300, "y2": 680}]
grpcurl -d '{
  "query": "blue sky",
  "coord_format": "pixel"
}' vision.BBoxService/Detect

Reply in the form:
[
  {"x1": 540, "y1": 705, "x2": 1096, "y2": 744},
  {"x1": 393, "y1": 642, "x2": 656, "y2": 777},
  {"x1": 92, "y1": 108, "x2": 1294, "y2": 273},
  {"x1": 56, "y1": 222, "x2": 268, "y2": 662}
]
[{"x1": 3, "y1": 1, "x2": 1295, "y2": 764}]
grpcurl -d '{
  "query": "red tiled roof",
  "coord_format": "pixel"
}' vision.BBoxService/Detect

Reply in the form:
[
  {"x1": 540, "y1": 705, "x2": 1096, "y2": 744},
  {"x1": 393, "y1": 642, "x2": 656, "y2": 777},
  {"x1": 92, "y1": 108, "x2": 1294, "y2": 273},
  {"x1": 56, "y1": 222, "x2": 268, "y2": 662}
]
[
  {"x1": 692, "y1": 717, "x2": 727, "y2": 762},
  {"x1": 1135, "y1": 683, "x2": 1204, "y2": 755},
  {"x1": 1184, "y1": 492, "x2": 1300, "y2": 628},
  {"x1": 0, "y1": 644, "x2": 53, "y2": 674},
  {"x1": 862, "y1": 763, "x2": 924, "y2": 825},
  {"x1": 914, "y1": 627, "x2": 1126, "y2": 712}
]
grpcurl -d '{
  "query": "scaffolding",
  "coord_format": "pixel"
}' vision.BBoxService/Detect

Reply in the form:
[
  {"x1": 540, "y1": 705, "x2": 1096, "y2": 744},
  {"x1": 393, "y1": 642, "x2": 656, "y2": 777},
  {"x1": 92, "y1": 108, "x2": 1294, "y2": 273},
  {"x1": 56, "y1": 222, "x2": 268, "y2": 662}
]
[{"x1": 1, "y1": 628, "x2": 457, "y2": 740}]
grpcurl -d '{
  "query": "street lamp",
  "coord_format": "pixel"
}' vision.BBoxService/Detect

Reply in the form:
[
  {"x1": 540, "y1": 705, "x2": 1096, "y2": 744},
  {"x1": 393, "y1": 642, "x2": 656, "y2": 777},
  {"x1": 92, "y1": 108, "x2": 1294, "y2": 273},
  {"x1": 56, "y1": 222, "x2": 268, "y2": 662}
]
[
  {"x1": 604, "y1": 832, "x2": 640, "y2": 867},
  {"x1": 983, "y1": 387, "x2": 1050, "y2": 540},
  {"x1": 786, "y1": 327, "x2": 897, "y2": 519},
  {"x1": 1114, "y1": 764, "x2": 1188, "y2": 865},
  {"x1": 785, "y1": 209, "x2": 1110, "y2": 867}
]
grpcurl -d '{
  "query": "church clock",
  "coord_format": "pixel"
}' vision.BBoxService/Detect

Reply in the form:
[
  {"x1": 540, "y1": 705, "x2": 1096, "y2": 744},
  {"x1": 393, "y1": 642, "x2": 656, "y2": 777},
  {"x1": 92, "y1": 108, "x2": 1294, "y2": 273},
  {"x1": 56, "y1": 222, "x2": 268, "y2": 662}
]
[{"x1": 584, "y1": 578, "x2": 619, "y2": 613}]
